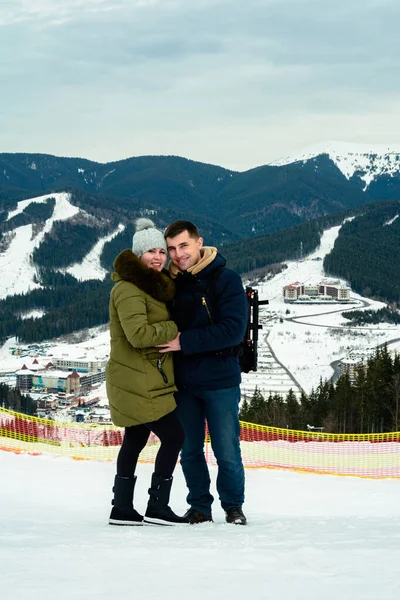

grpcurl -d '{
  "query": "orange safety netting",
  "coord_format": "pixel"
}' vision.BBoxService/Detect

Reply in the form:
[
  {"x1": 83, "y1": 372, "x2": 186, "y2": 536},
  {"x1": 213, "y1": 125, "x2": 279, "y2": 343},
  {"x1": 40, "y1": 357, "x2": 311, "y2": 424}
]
[{"x1": 1, "y1": 407, "x2": 399, "y2": 478}]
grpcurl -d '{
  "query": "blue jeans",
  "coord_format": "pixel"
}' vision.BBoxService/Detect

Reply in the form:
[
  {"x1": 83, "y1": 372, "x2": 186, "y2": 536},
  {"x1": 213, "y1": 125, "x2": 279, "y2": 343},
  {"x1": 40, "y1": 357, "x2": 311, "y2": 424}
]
[{"x1": 175, "y1": 386, "x2": 245, "y2": 514}]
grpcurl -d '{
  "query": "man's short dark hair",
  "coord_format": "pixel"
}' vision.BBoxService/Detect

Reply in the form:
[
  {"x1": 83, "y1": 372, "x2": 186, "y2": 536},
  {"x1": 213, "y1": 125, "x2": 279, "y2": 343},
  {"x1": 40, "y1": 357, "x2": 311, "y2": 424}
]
[{"x1": 164, "y1": 220, "x2": 200, "y2": 240}]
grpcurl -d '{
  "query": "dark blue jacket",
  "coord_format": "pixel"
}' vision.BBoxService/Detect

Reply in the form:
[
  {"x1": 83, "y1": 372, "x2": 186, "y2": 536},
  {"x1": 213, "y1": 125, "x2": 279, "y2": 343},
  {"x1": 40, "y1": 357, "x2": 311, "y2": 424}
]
[{"x1": 171, "y1": 252, "x2": 248, "y2": 391}]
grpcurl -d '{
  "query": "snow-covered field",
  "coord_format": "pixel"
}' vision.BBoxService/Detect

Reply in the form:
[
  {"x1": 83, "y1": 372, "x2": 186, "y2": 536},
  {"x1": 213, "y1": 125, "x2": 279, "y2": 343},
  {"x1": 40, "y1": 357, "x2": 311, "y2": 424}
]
[{"x1": 1, "y1": 451, "x2": 399, "y2": 600}]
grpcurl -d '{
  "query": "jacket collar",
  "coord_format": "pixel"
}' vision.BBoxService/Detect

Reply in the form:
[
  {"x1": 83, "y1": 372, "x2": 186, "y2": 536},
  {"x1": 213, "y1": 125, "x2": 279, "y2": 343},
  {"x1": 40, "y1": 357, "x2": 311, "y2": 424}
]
[{"x1": 112, "y1": 249, "x2": 175, "y2": 303}]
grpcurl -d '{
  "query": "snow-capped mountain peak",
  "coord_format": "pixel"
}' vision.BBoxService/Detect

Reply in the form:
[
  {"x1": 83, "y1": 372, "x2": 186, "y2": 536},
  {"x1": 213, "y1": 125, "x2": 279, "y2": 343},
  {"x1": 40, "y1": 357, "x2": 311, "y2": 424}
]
[{"x1": 270, "y1": 141, "x2": 400, "y2": 190}]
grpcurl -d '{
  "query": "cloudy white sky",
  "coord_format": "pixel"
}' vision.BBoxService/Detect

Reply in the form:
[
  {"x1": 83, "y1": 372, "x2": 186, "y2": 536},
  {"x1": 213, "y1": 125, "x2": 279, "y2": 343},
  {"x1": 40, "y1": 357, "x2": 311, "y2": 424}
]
[{"x1": 1, "y1": 0, "x2": 399, "y2": 170}]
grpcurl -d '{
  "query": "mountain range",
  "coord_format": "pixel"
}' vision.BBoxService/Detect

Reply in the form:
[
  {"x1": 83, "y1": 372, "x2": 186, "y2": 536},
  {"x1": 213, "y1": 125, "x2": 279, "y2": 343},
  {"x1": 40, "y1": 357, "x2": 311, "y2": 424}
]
[
  {"x1": 1, "y1": 142, "x2": 400, "y2": 238},
  {"x1": 0, "y1": 142, "x2": 400, "y2": 343}
]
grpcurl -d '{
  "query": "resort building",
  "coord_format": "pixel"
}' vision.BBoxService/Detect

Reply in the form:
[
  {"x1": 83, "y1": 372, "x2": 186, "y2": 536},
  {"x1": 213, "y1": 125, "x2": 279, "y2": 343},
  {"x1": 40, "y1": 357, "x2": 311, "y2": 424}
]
[
  {"x1": 16, "y1": 366, "x2": 105, "y2": 393},
  {"x1": 283, "y1": 280, "x2": 351, "y2": 303},
  {"x1": 53, "y1": 358, "x2": 108, "y2": 372}
]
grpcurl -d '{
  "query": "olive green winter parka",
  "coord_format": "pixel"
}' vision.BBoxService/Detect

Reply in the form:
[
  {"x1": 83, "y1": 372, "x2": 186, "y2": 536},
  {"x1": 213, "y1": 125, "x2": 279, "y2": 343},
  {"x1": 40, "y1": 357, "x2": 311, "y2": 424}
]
[{"x1": 106, "y1": 249, "x2": 178, "y2": 427}]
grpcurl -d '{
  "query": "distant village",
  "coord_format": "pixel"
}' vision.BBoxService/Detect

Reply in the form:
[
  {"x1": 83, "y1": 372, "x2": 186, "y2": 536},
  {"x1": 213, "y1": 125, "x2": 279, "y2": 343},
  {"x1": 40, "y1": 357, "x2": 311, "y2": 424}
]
[
  {"x1": 0, "y1": 277, "x2": 394, "y2": 421},
  {"x1": 2, "y1": 344, "x2": 110, "y2": 424}
]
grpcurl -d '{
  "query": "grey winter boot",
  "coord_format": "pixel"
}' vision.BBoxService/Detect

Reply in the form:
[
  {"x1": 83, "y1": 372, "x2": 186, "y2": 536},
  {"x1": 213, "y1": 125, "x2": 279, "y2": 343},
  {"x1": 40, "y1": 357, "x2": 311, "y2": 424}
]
[
  {"x1": 143, "y1": 474, "x2": 189, "y2": 526},
  {"x1": 109, "y1": 475, "x2": 143, "y2": 526}
]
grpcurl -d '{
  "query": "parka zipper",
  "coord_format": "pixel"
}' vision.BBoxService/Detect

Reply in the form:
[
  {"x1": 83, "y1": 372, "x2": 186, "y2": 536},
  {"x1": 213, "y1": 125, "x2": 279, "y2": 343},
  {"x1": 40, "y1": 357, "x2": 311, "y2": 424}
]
[
  {"x1": 157, "y1": 358, "x2": 168, "y2": 383},
  {"x1": 202, "y1": 297, "x2": 213, "y2": 324}
]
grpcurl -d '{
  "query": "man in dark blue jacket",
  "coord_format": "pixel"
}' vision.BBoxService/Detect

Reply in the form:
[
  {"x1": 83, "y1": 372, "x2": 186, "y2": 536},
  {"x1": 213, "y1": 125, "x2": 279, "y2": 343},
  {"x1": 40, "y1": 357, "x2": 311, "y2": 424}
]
[{"x1": 158, "y1": 220, "x2": 248, "y2": 525}]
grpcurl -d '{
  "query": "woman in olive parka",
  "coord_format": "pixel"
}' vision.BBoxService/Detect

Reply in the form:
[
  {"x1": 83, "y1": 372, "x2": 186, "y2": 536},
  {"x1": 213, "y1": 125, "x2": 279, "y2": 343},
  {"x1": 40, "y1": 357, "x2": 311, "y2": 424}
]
[{"x1": 106, "y1": 218, "x2": 188, "y2": 526}]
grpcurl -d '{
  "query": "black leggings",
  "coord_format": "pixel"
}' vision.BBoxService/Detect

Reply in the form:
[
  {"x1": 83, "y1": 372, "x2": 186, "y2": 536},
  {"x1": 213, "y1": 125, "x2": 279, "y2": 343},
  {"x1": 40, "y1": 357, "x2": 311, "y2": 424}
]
[{"x1": 116, "y1": 409, "x2": 184, "y2": 479}]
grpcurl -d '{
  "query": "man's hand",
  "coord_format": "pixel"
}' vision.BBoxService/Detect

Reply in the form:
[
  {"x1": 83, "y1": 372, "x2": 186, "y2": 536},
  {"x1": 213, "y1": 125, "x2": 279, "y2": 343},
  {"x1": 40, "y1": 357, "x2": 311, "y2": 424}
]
[{"x1": 157, "y1": 333, "x2": 181, "y2": 353}]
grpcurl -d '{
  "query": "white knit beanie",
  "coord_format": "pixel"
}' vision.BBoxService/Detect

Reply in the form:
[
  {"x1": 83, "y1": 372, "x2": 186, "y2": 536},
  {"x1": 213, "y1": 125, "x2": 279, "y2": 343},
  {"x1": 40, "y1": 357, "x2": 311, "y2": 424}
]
[{"x1": 132, "y1": 218, "x2": 166, "y2": 257}]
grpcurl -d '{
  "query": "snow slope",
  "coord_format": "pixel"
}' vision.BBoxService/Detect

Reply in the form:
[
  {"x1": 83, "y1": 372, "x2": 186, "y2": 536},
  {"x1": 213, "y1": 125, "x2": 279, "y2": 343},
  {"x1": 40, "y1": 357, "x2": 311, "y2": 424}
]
[
  {"x1": 1, "y1": 452, "x2": 399, "y2": 600},
  {"x1": 6, "y1": 194, "x2": 54, "y2": 221},
  {"x1": 59, "y1": 223, "x2": 125, "y2": 281},
  {"x1": 271, "y1": 141, "x2": 400, "y2": 189},
  {"x1": 0, "y1": 192, "x2": 125, "y2": 295},
  {"x1": 0, "y1": 193, "x2": 79, "y2": 299}
]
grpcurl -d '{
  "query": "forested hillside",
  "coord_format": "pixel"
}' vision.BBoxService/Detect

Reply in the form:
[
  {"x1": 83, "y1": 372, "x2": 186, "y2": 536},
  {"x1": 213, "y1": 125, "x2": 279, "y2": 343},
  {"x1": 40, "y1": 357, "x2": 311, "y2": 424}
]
[
  {"x1": 1, "y1": 192, "x2": 400, "y2": 343},
  {"x1": 0, "y1": 197, "x2": 56, "y2": 244},
  {"x1": 0, "y1": 151, "x2": 386, "y2": 238},
  {"x1": 222, "y1": 205, "x2": 365, "y2": 274},
  {"x1": 241, "y1": 346, "x2": 400, "y2": 434},
  {"x1": 323, "y1": 200, "x2": 400, "y2": 302},
  {"x1": 0, "y1": 272, "x2": 111, "y2": 344}
]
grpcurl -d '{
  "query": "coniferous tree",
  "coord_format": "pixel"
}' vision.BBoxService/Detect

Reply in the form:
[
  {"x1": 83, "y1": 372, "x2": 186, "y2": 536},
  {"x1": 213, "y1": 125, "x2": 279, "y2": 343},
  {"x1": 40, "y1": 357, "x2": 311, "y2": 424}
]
[
  {"x1": 239, "y1": 396, "x2": 250, "y2": 421},
  {"x1": 266, "y1": 393, "x2": 287, "y2": 429},
  {"x1": 334, "y1": 374, "x2": 353, "y2": 434},
  {"x1": 0, "y1": 383, "x2": 36, "y2": 415},
  {"x1": 285, "y1": 389, "x2": 301, "y2": 429},
  {"x1": 353, "y1": 364, "x2": 368, "y2": 433},
  {"x1": 246, "y1": 388, "x2": 268, "y2": 424}
]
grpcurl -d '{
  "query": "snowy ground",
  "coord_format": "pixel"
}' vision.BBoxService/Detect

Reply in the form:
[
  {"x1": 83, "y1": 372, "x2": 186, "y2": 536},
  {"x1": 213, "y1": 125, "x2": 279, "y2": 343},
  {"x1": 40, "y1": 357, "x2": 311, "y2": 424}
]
[{"x1": 1, "y1": 451, "x2": 400, "y2": 600}]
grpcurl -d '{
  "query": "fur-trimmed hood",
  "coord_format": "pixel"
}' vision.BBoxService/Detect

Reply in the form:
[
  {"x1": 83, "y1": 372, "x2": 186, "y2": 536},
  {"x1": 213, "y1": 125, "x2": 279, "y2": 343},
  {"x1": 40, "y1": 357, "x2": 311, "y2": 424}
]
[{"x1": 111, "y1": 249, "x2": 175, "y2": 303}]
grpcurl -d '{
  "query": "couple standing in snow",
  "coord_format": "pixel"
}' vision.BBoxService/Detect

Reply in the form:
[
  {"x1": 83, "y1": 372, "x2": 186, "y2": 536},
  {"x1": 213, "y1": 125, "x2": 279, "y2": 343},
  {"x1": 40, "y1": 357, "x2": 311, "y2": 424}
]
[{"x1": 105, "y1": 218, "x2": 248, "y2": 526}]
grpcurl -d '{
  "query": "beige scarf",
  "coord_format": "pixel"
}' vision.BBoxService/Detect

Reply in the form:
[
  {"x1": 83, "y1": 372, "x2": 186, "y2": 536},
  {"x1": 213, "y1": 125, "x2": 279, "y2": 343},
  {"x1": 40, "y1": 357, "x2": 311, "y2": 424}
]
[{"x1": 169, "y1": 246, "x2": 218, "y2": 278}]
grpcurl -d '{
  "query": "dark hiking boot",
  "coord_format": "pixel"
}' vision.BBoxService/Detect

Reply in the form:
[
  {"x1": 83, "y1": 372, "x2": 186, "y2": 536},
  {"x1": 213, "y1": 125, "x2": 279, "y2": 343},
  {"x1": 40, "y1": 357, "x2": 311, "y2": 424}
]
[
  {"x1": 109, "y1": 505, "x2": 143, "y2": 526},
  {"x1": 109, "y1": 475, "x2": 143, "y2": 526},
  {"x1": 184, "y1": 508, "x2": 213, "y2": 524},
  {"x1": 225, "y1": 507, "x2": 247, "y2": 525},
  {"x1": 143, "y1": 474, "x2": 189, "y2": 526}
]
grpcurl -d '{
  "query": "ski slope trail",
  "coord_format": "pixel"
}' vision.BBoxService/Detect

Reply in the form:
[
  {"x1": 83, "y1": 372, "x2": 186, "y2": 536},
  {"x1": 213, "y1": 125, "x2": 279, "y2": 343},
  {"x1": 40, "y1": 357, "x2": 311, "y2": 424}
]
[
  {"x1": 0, "y1": 192, "x2": 79, "y2": 299},
  {"x1": 59, "y1": 223, "x2": 125, "y2": 281},
  {"x1": 242, "y1": 225, "x2": 345, "y2": 398}
]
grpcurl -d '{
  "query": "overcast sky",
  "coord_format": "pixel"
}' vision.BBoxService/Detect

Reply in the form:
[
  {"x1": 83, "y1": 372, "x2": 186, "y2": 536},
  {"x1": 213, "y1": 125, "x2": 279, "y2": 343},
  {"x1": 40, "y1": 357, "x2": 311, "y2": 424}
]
[{"x1": 1, "y1": 0, "x2": 399, "y2": 170}]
